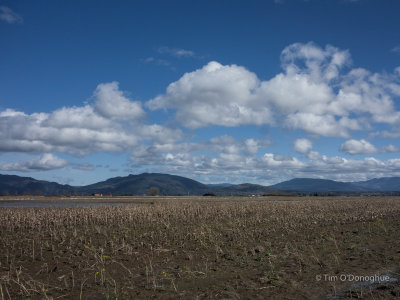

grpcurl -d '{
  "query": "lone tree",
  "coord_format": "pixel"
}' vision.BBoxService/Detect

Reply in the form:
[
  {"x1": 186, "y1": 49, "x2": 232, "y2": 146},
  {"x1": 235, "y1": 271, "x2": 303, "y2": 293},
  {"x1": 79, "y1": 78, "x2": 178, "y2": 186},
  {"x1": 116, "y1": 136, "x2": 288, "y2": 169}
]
[{"x1": 147, "y1": 187, "x2": 160, "y2": 196}]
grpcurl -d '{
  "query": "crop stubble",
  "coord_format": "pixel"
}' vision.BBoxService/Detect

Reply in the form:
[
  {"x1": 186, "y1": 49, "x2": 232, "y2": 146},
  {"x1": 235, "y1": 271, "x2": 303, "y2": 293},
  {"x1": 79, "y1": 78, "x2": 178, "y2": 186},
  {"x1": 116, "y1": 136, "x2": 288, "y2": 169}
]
[{"x1": 0, "y1": 196, "x2": 399, "y2": 299}]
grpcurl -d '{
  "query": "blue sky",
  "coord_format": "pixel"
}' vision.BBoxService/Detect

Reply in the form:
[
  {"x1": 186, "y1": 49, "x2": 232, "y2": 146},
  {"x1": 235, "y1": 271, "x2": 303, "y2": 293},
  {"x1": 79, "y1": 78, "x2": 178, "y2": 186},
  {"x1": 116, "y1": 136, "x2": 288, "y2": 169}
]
[{"x1": 1, "y1": 0, "x2": 400, "y2": 186}]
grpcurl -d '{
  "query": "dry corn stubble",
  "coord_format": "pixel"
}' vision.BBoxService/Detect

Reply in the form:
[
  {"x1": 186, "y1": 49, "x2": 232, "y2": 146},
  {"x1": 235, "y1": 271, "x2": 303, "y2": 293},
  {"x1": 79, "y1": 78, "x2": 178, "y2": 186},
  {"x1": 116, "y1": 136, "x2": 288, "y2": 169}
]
[{"x1": 0, "y1": 196, "x2": 400, "y2": 299}]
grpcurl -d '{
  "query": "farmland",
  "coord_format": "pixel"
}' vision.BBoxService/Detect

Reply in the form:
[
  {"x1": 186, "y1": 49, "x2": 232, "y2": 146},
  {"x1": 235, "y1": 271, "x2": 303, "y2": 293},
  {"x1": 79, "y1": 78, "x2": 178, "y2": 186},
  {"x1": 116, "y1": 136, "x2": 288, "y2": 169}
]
[{"x1": 0, "y1": 196, "x2": 399, "y2": 299}]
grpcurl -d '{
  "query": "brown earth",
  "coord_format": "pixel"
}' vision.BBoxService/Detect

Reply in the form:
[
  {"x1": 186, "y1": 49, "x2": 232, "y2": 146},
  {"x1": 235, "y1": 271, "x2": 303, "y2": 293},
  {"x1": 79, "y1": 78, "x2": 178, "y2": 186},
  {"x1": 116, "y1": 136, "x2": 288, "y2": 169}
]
[{"x1": 0, "y1": 196, "x2": 399, "y2": 299}]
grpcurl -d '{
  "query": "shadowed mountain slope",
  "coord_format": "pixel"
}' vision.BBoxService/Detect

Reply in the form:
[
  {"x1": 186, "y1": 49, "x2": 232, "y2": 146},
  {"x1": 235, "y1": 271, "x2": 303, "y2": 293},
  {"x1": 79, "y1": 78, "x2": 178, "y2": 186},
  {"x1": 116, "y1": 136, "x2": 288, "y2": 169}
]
[
  {"x1": 0, "y1": 174, "x2": 75, "y2": 195},
  {"x1": 78, "y1": 173, "x2": 210, "y2": 195},
  {"x1": 2, "y1": 173, "x2": 400, "y2": 196}
]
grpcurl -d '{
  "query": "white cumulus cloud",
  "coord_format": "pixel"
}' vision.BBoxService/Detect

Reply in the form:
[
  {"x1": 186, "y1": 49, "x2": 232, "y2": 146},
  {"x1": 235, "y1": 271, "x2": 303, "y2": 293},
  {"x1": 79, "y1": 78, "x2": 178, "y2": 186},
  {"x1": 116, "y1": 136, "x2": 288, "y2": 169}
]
[
  {"x1": 294, "y1": 138, "x2": 313, "y2": 154},
  {"x1": 147, "y1": 42, "x2": 400, "y2": 137},
  {"x1": 340, "y1": 139, "x2": 400, "y2": 155},
  {"x1": 0, "y1": 82, "x2": 181, "y2": 156},
  {"x1": 340, "y1": 139, "x2": 378, "y2": 155},
  {"x1": 0, "y1": 154, "x2": 68, "y2": 172},
  {"x1": 147, "y1": 61, "x2": 273, "y2": 128},
  {"x1": 93, "y1": 82, "x2": 145, "y2": 121}
]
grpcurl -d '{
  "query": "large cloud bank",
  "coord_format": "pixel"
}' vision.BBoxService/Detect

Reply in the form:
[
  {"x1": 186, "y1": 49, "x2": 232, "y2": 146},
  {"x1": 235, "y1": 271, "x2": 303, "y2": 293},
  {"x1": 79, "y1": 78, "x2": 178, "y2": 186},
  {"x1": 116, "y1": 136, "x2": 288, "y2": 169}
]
[
  {"x1": 1, "y1": 43, "x2": 400, "y2": 182},
  {"x1": 147, "y1": 42, "x2": 400, "y2": 138},
  {"x1": 0, "y1": 82, "x2": 182, "y2": 156}
]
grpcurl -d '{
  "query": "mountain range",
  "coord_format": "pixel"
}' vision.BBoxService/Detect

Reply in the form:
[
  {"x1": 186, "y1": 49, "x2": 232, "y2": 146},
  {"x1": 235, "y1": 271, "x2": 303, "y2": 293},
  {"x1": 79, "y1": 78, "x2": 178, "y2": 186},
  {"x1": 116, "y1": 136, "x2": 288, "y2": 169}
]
[{"x1": 1, "y1": 173, "x2": 400, "y2": 196}]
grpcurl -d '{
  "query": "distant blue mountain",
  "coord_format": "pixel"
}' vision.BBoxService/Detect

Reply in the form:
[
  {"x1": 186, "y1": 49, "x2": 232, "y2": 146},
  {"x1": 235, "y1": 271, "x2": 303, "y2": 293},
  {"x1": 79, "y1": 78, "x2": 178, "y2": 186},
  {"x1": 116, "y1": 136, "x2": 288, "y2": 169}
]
[
  {"x1": 270, "y1": 177, "x2": 400, "y2": 193},
  {"x1": 0, "y1": 174, "x2": 75, "y2": 195},
  {"x1": 269, "y1": 178, "x2": 365, "y2": 192},
  {"x1": 351, "y1": 177, "x2": 400, "y2": 191},
  {"x1": 2, "y1": 173, "x2": 400, "y2": 196},
  {"x1": 205, "y1": 183, "x2": 234, "y2": 188}
]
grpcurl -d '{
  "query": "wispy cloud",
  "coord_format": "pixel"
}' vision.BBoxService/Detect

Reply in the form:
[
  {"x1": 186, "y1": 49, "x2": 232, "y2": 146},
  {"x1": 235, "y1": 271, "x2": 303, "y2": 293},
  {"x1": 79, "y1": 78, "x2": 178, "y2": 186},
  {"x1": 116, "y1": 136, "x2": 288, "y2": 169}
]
[
  {"x1": 0, "y1": 6, "x2": 23, "y2": 24},
  {"x1": 391, "y1": 45, "x2": 400, "y2": 54},
  {"x1": 143, "y1": 57, "x2": 171, "y2": 67},
  {"x1": 158, "y1": 46, "x2": 195, "y2": 58},
  {"x1": 275, "y1": 0, "x2": 362, "y2": 3},
  {"x1": 142, "y1": 47, "x2": 195, "y2": 70},
  {"x1": 73, "y1": 163, "x2": 95, "y2": 171}
]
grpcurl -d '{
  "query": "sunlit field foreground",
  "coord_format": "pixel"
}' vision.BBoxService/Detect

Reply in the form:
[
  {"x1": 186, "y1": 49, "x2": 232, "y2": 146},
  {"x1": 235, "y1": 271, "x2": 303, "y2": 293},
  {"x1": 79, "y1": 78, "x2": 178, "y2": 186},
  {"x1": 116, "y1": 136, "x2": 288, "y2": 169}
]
[{"x1": 0, "y1": 196, "x2": 400, "y2": 299}]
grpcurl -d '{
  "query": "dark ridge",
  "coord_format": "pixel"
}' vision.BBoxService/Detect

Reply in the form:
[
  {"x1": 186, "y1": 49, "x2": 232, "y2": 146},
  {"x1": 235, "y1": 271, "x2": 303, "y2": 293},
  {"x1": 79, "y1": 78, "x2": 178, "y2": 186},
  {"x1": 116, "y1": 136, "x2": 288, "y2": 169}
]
[{"x1": 2, "y1": 173, "x2": 400, "y2": 196}]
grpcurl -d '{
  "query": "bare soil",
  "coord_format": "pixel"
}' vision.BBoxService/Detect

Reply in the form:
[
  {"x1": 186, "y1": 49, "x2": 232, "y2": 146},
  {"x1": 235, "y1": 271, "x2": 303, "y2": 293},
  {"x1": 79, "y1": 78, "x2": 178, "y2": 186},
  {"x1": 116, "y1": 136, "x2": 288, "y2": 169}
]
[{"x1": 0, "y1": 196, "x2": 399, "y2": 299}]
